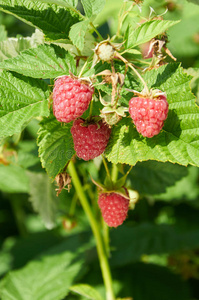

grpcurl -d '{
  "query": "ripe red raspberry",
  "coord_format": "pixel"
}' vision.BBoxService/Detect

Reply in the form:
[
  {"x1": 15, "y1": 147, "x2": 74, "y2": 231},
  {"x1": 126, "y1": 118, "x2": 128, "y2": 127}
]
[
  {"x1": 71, "y1": 118, "x2": 111, "y2": 161},
  {"x1": 129, "y1": 95, "x2": 169, "y2": 138},
  {"x1": 98, "y1": 192, "x2": 129, "y2": 227},
  {"x1": 53, "y1": 76, "x2": 94, "y2": 123}
]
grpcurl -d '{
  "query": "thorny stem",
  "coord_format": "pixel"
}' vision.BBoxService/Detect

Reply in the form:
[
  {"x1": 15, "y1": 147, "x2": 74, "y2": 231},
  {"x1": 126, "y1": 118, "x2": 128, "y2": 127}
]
[
  {"x1": 116, "y1": 53, "x2": 150, "y2": 94},
  {"x1": 68, "y1": 161, "x2": 115, "y2": 300}
]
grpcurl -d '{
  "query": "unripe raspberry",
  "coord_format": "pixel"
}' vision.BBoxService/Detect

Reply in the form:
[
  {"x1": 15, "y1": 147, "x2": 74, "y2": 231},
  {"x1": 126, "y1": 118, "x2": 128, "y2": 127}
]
[
  {"x1": 71, "y1": 118, "x2": 111, "y2": 161},
  {"x1": 140, "y1": 41, "x2": 154, "y2": 59},
  {"x1": 129, "y1": 95, "x2": 169, "y2": 138},
  {"x1": 95, "y1": 42, "x2": 115, "y2": 61},
  {"x1": 98, "y1": 192, "x2": 129, "y2": 227},
  {"x1": 53, "y1": 76, "x2": 94, "y2": 123}
]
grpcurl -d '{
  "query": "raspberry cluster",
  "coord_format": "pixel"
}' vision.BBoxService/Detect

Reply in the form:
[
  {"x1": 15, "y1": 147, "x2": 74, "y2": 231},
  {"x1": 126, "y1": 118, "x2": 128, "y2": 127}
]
[
  {"x1": 53, "y1": 76, "x2": 94, "y2": 123},
  {"x1": 71, "y1": 118, "x2": 111, "y2": 161},
  {"x1": 129, "y1": 95, "x2": 169, "y2": 138},
  {"x1": 98, "y1": 192, "x2": 129, "y2": 227}
]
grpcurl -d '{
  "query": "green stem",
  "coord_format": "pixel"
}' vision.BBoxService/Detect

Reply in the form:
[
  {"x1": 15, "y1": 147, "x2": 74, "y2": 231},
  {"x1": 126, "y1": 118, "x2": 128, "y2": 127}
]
[
  {"x1": 103, "y1": 220, "x2": 111, "y2": 257},
  {"x1": 88, "y1": 99, "x2": 94, "y2": 121},
  {"x1": 50, "y1": 78, "x2": 54, "y2": 86},
  {"x1": 78, "y1": 60, "x2": 88, "y2": 78},
  {"x1": 116, "y1": 2, "x2": 135, "y2": 38},
  {"x1": 116, "y1": 53, "x2": 149, "y2": 94},
  {"x1": 68, "y1": 161, "x2": 115, "y2": 300},
  {"x1": 111, "y1": 164, "x2": 118, "y2": 183},
  {"x1": 102, "y1": 155, "x2": 112, "y2": 185},
  {"x1": 90, "y1": 22, "x2": 103, "y2": 40},
  {"x1": 116, "y1": 2, "x2": 126, "y2": 37},
  {"x1": 69, "y1": 193, "x2": 78, "y2": 216},
  {"x1": 9, "y1": 195, "x2": 27, "y2": 237},
  {"x1": 128, "y1": 63, "x2": 149, "y2": 94}
]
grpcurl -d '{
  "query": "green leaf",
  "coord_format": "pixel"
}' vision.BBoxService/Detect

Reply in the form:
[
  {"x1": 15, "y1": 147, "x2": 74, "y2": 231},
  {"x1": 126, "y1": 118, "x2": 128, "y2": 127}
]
[
  {"x1": 0, "y1": 0, "x2": 80, "y2": 40},
  {"x1": 0, "y1": 248, "x2": 12, "y2": 277},
  {"x1": 0, "y1": 164, "x2": 29, "y2": 193},
  {"x1": 125, "y1": 20, "x2": 180, "y2": 49},
  {"x1": 0, "y1": 25, "x2": 7, "y2": 42},
  {"x1": 81, "y1": 0, "x2": 106, "y2": 18},
  {"x1": 0, "y1": 44, "x2": 76, "y2": 78},
  {"x1": 36, "y1": 0, "x2": 78, "y2": 10},
  {"x1": 105, "y1": 64, "x2": 199, "y2": 167},
  {"x1": 0, "y1": 250, "x2": 83, "y2": 300},
  {"x1": 69, "y1": 20, "x2": 90, "y2": 51},
  {"x1": 153, "y1": 166, "x2": 199, "y2": 202},
  {"x1": 110, "y1": 223, "x2": 199, "y2": 267},
  {"x1": 187, "y1": 0, "x2": 199, "y2": 4},
  {"x1": 0, "y1": 30, "x2": 44, "y2": 62},
  {"x1": 17, "y1": 141, "x2": 40, "y2": 169},
  {"x1": 37, "y1": 114, "x2": 75, "y2": 178},
  {"x1": 0, "y1": 71, "x2": 49, "y2": 138},
  {"x1": 27, "y1": 172, "x2": 58, "y2": 229},
  {"x1": 127, "y1": 161, "x2": 188, "y2": 195},
  {"x1": 119, "y1": 263, "x2": 190, "y2": 300},
  {"x1": 70, "y1": 284, "x2": 103, "y2": 300}
]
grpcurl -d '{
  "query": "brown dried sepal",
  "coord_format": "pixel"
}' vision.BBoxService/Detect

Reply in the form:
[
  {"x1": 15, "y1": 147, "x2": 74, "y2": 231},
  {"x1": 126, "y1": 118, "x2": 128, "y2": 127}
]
[
  {"x1": 55, "y1": 172, "x2": 72, "y2": 196},
  {"x1": 96, "y1": 69, "x2": 125, "y2": 106}
]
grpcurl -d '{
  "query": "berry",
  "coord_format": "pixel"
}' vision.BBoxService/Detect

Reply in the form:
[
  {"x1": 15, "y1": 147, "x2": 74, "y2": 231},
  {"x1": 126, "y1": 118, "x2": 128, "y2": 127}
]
[
  {"x1": 71, "y1": 118, "x2": 111, "y2": 161},
  {"x1": 129, "y1": 95, "x2": 169, "y2": 138},
  {"x1": 53, "y1": 76, "x2": 94, "y2": 123},
  {"x1": 140, "y1": 41, "x2": 154, "y2": 59},
  {"x1": 98, "y1": 192, "x2": 129, "y2": 227},
  {"x1": 95, "y1": 42, "x2": 115, "y2": 61}
]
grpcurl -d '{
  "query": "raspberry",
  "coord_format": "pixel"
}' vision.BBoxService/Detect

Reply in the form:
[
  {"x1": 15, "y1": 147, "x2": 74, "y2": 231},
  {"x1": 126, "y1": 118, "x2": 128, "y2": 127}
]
[
  {"x1": 98, "y1": 192, "x2": 129, "y2": 227},
  {"x1": 71, "y1": 118, "x2": 111, "y2": 161},
  {"x1": 140, "y1": 41, "x2": 154, "y2": 59},
  {"x1": 95, "y1": 43, "x2": 115, "y2": 61},
  {"x1": 129, "y1": 95, "x2": 169, "y2": 138},
  {"x1": 53, "y1": 76, "x2": 94, "y2": 123}
]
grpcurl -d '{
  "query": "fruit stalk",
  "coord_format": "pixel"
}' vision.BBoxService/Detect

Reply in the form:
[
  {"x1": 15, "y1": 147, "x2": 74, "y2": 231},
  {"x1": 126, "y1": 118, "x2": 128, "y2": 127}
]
[
  {"x1": 68, "y1": 161, "x2": 115, "y2": 300},
  {"x1": 116, "y1": 53, "x2": 150, "y2": 94}
]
